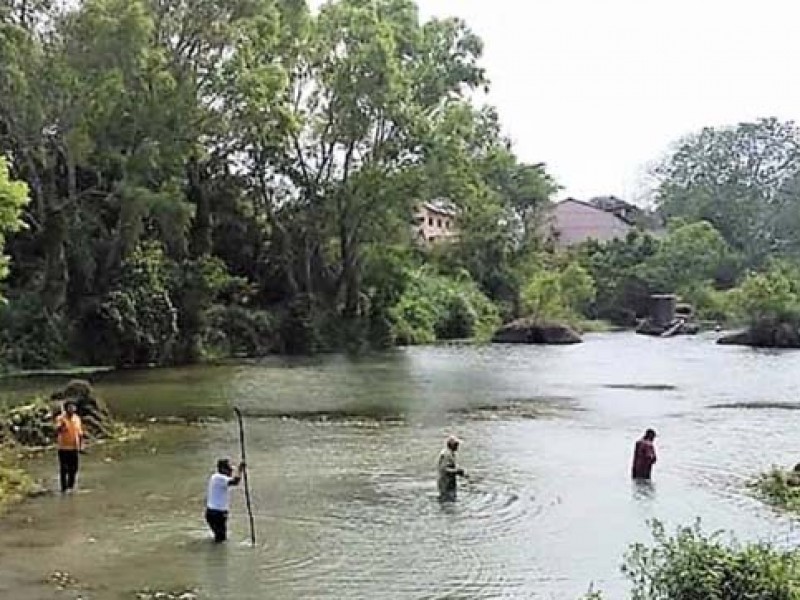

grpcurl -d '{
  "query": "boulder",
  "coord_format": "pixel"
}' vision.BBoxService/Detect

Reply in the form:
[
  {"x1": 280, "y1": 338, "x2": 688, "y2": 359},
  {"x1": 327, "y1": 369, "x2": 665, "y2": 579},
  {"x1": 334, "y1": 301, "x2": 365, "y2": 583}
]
[
  {"x1": 717, "y1": 330, "x2": 753, "y2": 346},
  {"x1": 717, "y1": 321, "x2": 800, "y2": 348},
  {"x1": 1, "y1": 380, "x2": 116, "y2": 448},
  {"x1": 492, "y1": 319, "x2": 582, "y2": 345},
  {"x1": 50, "y1": 379, "x2": 113, "y2": 438}
]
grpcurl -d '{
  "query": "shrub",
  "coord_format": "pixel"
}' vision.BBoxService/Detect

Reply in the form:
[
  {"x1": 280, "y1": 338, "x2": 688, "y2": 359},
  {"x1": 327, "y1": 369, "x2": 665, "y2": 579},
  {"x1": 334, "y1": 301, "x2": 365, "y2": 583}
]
[
  {"x1": 678, "y1": 282, "x2": 733, "y2": 322},
  {"x1": 80, "y1": 243, "x2": 178, "y2": 366},
  {"x1": 521, "y1": 262, "x2": 596, "y2": 324},
  {"x1": 206, "y1": 305, "x2": 276, "y2": 357},
  {"x1": 731, "y1": 262, "x2": 800, "y2": 325},
  {"x1": 622, "y1": 520, "x2": 800, "y2": 599},
  {"x1": 390, "y1": 267, "x2": 500, "y2": 345},
  {"x1": 0, "y1": 293, "x2": 69, "y2": 369}
]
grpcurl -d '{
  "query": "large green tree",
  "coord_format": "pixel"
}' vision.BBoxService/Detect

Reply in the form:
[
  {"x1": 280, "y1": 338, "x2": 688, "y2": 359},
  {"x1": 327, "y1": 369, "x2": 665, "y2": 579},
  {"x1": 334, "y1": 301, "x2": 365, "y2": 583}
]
[
  {"x1": 655, "y1": 118, "x2": 800, "y2": 265},
  {"x1": 0, "y1": 157, "x2": 28, "y2": 295}
]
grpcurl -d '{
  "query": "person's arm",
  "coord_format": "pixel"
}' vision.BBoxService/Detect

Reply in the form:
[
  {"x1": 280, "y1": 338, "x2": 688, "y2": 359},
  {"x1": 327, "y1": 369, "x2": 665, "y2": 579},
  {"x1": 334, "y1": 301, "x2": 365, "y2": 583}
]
[
  {"x1": 55, "y1": 415, "x2": 66, "y2": 434},
  {"x1": 77, "y1": 417, "x2": 85, "y2": 452},
  {"x1": 439, "y1": 454, "x2": 464, "y2": 476},
  {"x1": 228, "y1": 462, "x2": 245, "y2": 486}
]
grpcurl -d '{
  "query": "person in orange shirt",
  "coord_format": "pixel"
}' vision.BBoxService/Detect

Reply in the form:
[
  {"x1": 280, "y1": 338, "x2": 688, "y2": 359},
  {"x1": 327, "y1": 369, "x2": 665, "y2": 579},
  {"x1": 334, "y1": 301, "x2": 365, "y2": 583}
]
[{"x1": 55, "y1": 400, "x2": 84, "y2": 493}]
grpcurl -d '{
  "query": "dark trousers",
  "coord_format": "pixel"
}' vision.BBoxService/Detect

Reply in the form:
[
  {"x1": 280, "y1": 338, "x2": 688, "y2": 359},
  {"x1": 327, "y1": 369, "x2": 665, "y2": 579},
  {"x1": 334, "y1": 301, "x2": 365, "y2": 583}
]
[
  {"x1": 58, "y1": 449, "x2": 80, "y2": 492},
  {"x1": 205, "y1": 508, "x2": 228, "y2": 542}
]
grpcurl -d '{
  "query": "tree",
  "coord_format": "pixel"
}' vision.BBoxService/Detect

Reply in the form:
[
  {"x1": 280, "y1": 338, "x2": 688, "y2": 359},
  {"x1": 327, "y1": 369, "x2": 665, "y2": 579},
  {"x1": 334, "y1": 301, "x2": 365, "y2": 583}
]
[
  {"x1": 0, "y1": 157, "x2": 28, "y2": 297},
  {"x1": 578, "y1": 231, "x2": 659, "y2": 324},
  {"x1": 655, "y1": 118, "x2": 800, "y2": 265},
  {"x1": 521, "y1": 261, "x2": 595, "y2": 323},
  {"x1": 731, "y1": 261, "x2": 800, "y2": 324},
  {"x1": 640, "y1": 221, "x2": 730, "y2": 293}
]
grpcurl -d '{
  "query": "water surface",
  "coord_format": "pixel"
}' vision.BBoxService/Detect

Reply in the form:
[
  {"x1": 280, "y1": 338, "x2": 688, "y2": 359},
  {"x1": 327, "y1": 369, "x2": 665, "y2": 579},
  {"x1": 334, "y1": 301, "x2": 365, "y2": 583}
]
[{"x1": 1, "y1": 333, "x2": 799, "y2": 599}]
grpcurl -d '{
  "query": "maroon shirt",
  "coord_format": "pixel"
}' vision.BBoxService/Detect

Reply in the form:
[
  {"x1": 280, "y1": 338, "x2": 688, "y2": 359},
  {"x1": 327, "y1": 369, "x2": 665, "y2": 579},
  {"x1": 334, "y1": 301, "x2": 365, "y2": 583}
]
[{"x1": 632, "y1": 438, "x2": 657, "y2": 479}]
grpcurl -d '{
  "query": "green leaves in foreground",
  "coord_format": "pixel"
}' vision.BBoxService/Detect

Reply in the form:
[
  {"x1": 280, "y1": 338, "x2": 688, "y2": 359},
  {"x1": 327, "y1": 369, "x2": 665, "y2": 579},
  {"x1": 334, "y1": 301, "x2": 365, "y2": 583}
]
[{"x1": 622, "y1": 520, "x2": 800, "y2": 600}]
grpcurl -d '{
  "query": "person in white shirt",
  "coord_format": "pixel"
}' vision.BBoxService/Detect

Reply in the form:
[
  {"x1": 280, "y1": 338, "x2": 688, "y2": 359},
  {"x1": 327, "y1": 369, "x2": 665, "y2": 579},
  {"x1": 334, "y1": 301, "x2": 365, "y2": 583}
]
[{"x1": 205, "y1": 458, "x2": 245, "y2": 542}]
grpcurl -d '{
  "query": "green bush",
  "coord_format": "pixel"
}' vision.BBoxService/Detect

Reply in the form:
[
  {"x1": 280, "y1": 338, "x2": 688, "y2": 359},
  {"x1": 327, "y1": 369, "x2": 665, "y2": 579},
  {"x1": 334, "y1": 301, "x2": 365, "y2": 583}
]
[
  {"x1": 678, "y1": 282, "x2": 733, "y2": 322},
  {"x1": 206, "y1": 305, "x2": 276, "y2": 357},
  {"x1": 81, "y1": 243, "x2": 178, "y2": 366},
  {"x1": 731, "y1": 262, "x2": 800, "y2": 325},
  {"x1": 0, "y1": 293, "x2": 69, "y2": 369},
  {"x1": 521, "y1": 262, "x2": 596, "y2": 324},
  {"x1": 622, "y1": 520, "x2": 800, "y2": 599},
  {"x1": 390, "y1": 267, "x2": 500, "y2": 345},
  {"x1": 171, "y1": 255, "x2": 232, "y2": 362}
]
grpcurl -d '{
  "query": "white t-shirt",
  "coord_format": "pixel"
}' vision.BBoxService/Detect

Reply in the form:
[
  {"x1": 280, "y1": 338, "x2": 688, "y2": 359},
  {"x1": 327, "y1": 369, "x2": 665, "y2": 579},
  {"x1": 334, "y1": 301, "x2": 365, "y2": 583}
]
[{"x1": 206, "y1": 473, "x2": 233, "y2": 511}]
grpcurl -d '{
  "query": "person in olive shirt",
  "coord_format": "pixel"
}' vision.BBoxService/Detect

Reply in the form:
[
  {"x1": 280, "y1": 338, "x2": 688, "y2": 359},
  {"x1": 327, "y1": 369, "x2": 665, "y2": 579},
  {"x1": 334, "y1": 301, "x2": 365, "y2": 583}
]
[
  {"x1": 55, "y1": 400, "x2": 84, "y2": 493},
  {"x1": 438, "y1": 435, "x2": 467, "y2": 502}
]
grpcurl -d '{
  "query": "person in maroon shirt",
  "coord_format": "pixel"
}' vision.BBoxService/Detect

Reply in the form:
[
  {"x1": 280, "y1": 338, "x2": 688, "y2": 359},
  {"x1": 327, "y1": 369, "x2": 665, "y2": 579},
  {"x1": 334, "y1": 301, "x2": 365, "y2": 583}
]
[{"x1": 631, "y1": 428, "x2": 657, "y2": 480}]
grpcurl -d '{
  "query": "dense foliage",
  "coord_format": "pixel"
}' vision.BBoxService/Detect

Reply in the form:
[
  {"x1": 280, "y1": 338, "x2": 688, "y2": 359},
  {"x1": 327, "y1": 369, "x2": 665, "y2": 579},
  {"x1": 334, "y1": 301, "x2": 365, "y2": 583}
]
[
  {"x1": 621, "y1": 520, "x2": 800, "y2": 600},
  {"x1": 0, "y1": 157, "x2": 28, "y2": 299},
  {"x1": 390, "y1": 266, "x2": 500, "y2": 345},
  {"x1": 0, "y1": 0, "x2": 556, "y2": 367},
  {"x1": 4, "y1": 1, "x2": 800, "y2": 368}
]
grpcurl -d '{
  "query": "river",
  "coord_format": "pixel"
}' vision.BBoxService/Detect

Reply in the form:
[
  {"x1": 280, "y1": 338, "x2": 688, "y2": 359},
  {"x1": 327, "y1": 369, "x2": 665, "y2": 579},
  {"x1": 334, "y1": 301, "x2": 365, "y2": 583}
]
[{"x1": 1, "y1": 332, "x2": 799, "y2": 599}]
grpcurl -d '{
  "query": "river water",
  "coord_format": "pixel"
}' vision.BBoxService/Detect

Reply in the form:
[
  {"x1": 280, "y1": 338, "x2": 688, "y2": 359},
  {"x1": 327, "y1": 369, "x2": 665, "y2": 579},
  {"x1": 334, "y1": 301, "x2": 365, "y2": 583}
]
[{"x1": 1, "y1": 332, "x2": 799, "y2": 599}]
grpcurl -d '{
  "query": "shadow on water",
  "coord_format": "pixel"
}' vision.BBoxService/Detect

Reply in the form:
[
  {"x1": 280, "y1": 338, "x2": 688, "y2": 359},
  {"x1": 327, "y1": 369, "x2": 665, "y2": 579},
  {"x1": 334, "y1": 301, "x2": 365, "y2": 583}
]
[
  {"x1": 604, "y1": 384, "x2": 677, "y2": 391},
  {"x1": 708, "y1": 401, "x2": 800, "y2": 410}
]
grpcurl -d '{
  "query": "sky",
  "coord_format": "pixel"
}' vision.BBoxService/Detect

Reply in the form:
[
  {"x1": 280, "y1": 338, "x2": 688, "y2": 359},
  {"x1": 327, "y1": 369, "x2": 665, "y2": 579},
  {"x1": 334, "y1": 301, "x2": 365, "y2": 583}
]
[{"x1": 414, "y1": 0, "x2": 800, "y2": 203}]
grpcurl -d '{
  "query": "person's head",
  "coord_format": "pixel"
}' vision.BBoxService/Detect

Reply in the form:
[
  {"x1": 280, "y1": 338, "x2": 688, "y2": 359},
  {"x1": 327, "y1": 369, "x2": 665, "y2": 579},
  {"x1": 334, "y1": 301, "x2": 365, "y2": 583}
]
[
  {"x1": 216, "y1": 458, "x2": 233, "y2": 476},
  {"x1": 644, "y1": 428, "x2": 657, "y2": 441},
  {"x1": 64, "y1": 400, "x2": 77, "y2": 416},
  {"x1": 793, "y1": 462, "x2": 800, "y2": 473},
  {"x1": 446, "y1": 435, "x2": 460, "y2": 451}
]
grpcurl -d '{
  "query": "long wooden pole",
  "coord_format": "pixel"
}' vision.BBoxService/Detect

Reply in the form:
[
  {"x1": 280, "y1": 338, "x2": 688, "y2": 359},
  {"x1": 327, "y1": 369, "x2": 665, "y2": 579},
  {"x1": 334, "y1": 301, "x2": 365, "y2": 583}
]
[{"x1": 233, "y1": 407, "x2": 256, "y2": 547}]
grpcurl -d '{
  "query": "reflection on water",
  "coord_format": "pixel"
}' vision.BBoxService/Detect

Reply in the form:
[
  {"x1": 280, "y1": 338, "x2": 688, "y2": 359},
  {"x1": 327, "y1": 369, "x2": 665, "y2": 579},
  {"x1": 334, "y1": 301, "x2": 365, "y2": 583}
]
[
  {"x1": 632, "y1": 479, "x2": 656, "y2": 501},
  {"x1": 2, "y1": 332, "x2": 800, "y2": 599}
]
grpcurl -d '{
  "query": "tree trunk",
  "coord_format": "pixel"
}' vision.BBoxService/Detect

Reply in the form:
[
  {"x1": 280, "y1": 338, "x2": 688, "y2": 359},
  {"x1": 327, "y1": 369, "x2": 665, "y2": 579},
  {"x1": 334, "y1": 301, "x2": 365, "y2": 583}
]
[
  {"x1": 340, "y1": 228, "x2": 360, "y2": 319},
  {"x1": 188, "y1": 157, "x2": 211, "y2": 257},
  {"x1": 41, "y1": 206, "x2": 68, "y2": 312}
]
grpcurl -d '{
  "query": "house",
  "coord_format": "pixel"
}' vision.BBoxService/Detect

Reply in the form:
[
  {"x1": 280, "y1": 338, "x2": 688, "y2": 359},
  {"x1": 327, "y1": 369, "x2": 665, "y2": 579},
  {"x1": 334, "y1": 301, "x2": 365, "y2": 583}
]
[
  {"x1": 412, "y1": 200, "x2": 458, "y2": 245},
  {"x1": 587, "y1": 195, "x2": 643, "y2": 225},
  {"x1": 545, "y1": 198, "x2": 633, "y2": 249}
]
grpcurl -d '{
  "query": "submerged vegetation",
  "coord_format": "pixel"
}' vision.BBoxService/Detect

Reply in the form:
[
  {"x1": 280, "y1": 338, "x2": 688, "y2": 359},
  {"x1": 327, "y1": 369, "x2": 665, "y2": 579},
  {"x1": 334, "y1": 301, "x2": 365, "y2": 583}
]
[{"x1": 0, "y1": 450, "x2": 35, "y2": 512}]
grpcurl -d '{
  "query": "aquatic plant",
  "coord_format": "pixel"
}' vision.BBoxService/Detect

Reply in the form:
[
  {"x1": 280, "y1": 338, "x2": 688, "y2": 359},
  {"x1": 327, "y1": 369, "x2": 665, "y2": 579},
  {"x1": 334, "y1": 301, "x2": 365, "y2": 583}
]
[
  {"x1": 0, "y1": 450, "x2": 35, "y2": 513},
  {"x1": 752, "y1": 466, "x2": 800, "y2": 514}
]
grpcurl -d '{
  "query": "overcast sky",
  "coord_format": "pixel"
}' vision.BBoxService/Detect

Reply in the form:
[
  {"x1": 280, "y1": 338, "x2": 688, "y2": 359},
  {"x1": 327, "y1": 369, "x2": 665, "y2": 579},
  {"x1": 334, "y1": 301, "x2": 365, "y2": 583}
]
[{"x1": 414, "y1": 0, "x2": 800, "y2": 202}]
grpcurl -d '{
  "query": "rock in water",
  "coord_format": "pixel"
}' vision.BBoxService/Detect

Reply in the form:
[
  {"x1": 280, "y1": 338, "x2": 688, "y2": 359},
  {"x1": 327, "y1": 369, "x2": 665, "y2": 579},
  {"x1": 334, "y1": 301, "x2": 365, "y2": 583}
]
[
  {"x1": 492, "y1": 319, "x2": 582, "y2": 345},
  {"x1": 50, "y1": 379, "x2": 113, "y2": 438},
  {"x1": 718, "y1": 320, "x2": 800, "y2": 348}
]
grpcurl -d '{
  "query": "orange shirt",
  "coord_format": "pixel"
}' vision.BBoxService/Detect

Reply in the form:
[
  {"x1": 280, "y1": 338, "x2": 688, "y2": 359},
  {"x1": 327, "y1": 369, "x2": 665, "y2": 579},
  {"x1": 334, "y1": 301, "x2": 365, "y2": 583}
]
[{"x1": 56, "y1": 414, "x2": 83, "y2": 450}]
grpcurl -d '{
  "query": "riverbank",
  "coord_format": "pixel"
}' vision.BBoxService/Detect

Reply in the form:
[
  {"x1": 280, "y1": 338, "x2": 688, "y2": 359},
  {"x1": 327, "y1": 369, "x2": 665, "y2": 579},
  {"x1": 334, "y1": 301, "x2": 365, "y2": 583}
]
[{"x1": 0, "y1": 380, "x2": 146, "y2": 513}]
